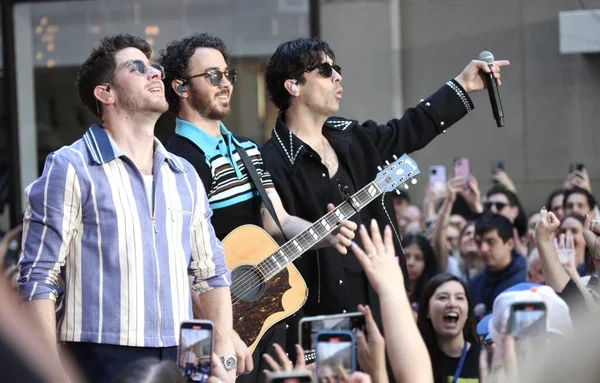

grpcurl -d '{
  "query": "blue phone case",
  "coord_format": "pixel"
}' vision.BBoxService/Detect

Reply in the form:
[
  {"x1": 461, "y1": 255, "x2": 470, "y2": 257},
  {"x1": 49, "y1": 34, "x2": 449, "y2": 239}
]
[{"x1": 314, "y1": 330, "x2": 356, "y2": 378}]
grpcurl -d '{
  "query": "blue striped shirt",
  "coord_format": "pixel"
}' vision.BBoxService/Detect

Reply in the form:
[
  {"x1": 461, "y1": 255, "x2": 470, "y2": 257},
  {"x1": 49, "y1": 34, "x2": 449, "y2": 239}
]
[{"x1": 18, "y1": 124, "x2": 231, "y2": 348}]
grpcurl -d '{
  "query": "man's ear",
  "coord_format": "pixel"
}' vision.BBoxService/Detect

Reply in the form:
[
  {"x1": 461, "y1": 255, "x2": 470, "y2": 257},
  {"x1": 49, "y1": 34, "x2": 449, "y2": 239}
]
[
  {"x1": 172, "y1": 79, "x2": 188, "y2": 98},
  {"x1": 284, "y1": 79, "x2": 300, "y2": 96},
  {"x1": 510, "y1": 206, "x2": 520, "y2": 221},
  {"x1": 93, "y1": 85, "x2": 114, "y2": 105},
  {"x1": 506, "y1": 237, "x2": 515, "y2": 251}
]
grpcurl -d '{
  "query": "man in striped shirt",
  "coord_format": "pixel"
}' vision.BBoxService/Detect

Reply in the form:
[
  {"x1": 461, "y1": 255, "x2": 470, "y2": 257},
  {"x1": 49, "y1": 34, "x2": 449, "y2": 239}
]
[
  {"x1": 18, "y1": 34, "x2": 235, "y2": 383},
  {"x1": 159, "y1": 33, "x2": 357, "y2": 382}
]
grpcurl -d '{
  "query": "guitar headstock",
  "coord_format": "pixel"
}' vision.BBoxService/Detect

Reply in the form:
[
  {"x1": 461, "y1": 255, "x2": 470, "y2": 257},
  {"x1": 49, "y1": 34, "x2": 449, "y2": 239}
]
[{"x1": 375, "y1": 154, "x2": 421, "y2": 194}]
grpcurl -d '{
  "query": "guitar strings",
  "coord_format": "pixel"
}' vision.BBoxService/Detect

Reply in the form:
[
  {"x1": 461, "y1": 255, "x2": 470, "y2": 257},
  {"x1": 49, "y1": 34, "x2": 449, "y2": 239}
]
[
  {"x1": 228, "y1": 183, "x2": 381, "y2": 306},
  {"x1": 228, "y1": 163, "x2": 415, "y2": 305}
]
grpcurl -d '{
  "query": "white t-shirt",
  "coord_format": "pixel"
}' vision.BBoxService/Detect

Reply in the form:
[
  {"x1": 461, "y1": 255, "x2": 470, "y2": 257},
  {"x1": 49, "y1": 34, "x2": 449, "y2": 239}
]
[{"x1": 143, "y1": 175, "x2": 153, "y2": 210}]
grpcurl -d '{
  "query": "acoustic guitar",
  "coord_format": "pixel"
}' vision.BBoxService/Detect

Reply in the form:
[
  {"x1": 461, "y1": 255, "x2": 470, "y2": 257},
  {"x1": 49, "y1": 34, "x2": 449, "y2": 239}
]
[{"x1": 222, "y1": 154, "x2": 421, "y2": 354}]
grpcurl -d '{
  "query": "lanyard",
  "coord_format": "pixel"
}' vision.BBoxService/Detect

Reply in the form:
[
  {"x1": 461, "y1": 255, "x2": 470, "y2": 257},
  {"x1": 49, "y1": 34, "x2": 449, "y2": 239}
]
[{"x1": 451, "y1": 342, "x2": 468, "y2": 383}]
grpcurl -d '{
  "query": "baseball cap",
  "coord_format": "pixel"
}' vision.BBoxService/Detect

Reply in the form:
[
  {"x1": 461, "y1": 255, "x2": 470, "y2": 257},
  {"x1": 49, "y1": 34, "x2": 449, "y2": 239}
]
[{"x1": 488, "y1": 283, "x2": 572, "y2": 344}]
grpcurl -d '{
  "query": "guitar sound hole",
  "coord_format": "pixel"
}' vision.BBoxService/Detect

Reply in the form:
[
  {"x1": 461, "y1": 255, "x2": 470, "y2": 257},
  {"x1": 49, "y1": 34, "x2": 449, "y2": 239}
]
[{"x1": 231, "y1": 265, "x2": 266, "y2": 303}]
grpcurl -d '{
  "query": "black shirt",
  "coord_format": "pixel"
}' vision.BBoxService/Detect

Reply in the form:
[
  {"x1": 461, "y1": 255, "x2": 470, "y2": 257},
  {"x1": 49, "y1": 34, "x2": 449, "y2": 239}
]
[
  {"x1": 437, "y1": 343, "x2": 480, "y2": 383},
  {"x1": 261, "y1": 80, "x2": 474, "y2": 348}
]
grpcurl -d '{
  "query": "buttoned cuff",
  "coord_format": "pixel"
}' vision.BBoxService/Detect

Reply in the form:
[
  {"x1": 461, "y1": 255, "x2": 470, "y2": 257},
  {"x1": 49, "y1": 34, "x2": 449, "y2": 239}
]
[{"x1": 417, "y1": 79, "x2": 475, "y2": 133}]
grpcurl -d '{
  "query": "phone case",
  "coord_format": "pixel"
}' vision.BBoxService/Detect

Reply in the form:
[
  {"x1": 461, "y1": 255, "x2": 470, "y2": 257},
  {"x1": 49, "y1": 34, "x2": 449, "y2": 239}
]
[
  {"x1": 298, "y1": 312, "x2": 364, "y2": 350},
  {"x1": 453, "y1": 157, "x2": 470, "y2": 180},
  {"x1": 428, "y1": 165, "x2": 446, "y2": 186}
]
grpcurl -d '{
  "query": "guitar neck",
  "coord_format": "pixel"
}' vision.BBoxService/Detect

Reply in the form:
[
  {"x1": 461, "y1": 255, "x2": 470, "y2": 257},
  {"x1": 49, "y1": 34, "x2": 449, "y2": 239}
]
[{"x1": 256, "y1": 180, "x2": 385, "y2": 280}]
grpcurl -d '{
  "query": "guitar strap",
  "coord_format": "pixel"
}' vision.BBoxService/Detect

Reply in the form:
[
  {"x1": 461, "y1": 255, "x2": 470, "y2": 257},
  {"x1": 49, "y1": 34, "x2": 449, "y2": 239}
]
[{"x1": 235, "y1": 142, "x2": 288, "y2": 242}]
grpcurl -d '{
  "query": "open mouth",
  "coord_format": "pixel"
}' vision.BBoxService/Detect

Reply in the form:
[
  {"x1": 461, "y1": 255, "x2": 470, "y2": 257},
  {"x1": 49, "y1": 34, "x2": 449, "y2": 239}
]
[
  {"x1": 443, "y1": 312, "x2": 459, "y2": 324},
  {"x1": 148, "y1": 87, "x2": 162, "y2": 93}
]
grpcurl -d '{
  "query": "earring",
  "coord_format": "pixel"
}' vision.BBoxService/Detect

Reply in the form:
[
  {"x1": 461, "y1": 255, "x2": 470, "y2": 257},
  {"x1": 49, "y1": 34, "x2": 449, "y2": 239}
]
[{"x1": 291, "y1": 84, "x2": 299, "y2": 93}]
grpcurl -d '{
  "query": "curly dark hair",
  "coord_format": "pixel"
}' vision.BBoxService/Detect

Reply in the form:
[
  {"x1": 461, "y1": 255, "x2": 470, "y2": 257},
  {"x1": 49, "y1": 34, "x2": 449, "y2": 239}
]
[
  {"x1": 158, "y1": 33, "x2": 231, "y2": 114},
  {"x1": 75, "y1": 34, "x2": 152, "y2": 118},
  {"x1": 265, "y1": 38, "x2": 336, "y2": 112}
]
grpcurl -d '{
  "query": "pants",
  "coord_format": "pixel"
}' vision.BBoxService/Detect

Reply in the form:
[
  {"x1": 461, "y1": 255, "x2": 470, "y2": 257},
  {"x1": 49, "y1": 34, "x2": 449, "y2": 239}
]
[
  {"x1": 236, "y1": 321, "x2": 287, "y2": 383},
  {"x1": 63, "y1": 342, "x2": 178, "y2": 383}
]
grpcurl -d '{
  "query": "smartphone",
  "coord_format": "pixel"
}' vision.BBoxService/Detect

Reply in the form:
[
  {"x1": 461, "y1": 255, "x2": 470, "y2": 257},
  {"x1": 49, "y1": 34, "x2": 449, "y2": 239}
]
[
  {"x1": 265, "y1": 371, "x2": 314, "y2": 383},
  {"x1": 298, "y1": 312, "x2": 365, "y2": 352},
  {"x1": 569, "y1": 162, "x2": 585, "y2": 173},
  {"x1": 315, "y1": 330, "x2": 356, "y2": 381},
  {"x1": 507, "y1": 302, "x2": 547, "y2": 339},
  {"x1": 178, "y1": 320, "x2": 213, "y2": 382},
  {"x1": 453, "y1": 157, "x2": 470, "y2": 182},
  {"x1": 428, "y1": 165, "x2": 447, "y2": 187},
  {"x1": 491, "y1": 161, "x2": 505, "y2": 172}
]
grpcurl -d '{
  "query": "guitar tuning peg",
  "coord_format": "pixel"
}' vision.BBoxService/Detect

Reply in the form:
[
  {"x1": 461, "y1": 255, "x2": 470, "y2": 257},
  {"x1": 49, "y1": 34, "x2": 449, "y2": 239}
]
[
  {"x1": 385, "y1": 160, "x2": 390, "y2": 165},
  {"x1": 395, "y1": 189, "x2": 401, "y2": 195},
  {"x1": 377, "y1": 166, "x2": 382, "y2": 171},
  {"x1": 411, "y1": 179, "x2": 417, "y2": 185},
  {"x1": 392, "y1": 155, "x2": 398, "y2": 160},
  {"x1": 404, "y1": 184, "x2": 409, "y2": 190}
]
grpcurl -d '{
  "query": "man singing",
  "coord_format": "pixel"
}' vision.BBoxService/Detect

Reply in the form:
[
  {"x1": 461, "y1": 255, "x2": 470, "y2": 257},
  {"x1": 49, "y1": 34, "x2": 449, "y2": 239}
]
[{"x1": 261, "y1": 37, "x2": 509, "y2": 355}]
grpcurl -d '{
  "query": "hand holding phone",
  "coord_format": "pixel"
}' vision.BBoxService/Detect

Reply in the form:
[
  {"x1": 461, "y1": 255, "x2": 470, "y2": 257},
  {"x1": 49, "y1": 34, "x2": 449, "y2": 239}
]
[
  {"x1": 178, "y1": 320, "x2": 214, "y2": 382},
  {"x1": 265, "y1": 371, "x2": 313, "y2": 383},
  {"x1": 315, "y1": 330, "x2": 356, "y2": 382},
  {"x1": 508, "y1": 302, "x2": 547, "y2": 339}
]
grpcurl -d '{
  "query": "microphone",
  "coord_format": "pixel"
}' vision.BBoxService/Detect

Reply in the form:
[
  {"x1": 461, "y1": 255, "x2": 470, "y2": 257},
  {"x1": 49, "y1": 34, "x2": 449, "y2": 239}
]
[{"x1": 478, "y1": 51, "x2": 504, "y2": 127}]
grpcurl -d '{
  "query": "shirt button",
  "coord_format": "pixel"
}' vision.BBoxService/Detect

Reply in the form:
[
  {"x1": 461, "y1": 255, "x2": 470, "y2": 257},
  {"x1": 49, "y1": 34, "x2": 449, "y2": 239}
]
[
  {"x1": 425, "y1": 102, "x2": 431, "y2": 107},
  {"x1": 342, "y1": 310, "x2": 347, "y2": 313},
  {"x1": 225, "y1": 154, "x2": 229, "y2": 158},
  {"x1": 338, "y1": 280, "x2": 343, "y2": 285},
  {"x1": 286, "y1": 324, "x2": 289, "y2": 329},
  {"x1": 440, "y1": 121, "x2": 445, "y2": 127},
  {"x1": 322, "y1": 173, "x2": 327, "y2": 178}
]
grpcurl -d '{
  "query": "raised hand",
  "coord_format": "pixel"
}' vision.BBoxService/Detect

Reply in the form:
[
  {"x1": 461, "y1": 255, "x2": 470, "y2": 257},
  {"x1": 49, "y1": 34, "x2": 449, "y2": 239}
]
[
  {"x1": 534, "y1": 208, "x2": 560, "y2": 245},
  {"x1": 454, "y1": 59, "x2": 510, "y2": 93},
  {"x1": 583, "y1": 214, "x2": 600, "y2": 261},
  {"x1": 356, "y1": 304, "x2": 387, "y2": 383},
  {"x1": 351, "y1": 220, "x2": 403, "y2": 295},
  {"x1": 553, "y1": 232, "x2": 576, "y2": 270},
  {"x1": 492, "y1": 169, "x2": 517, "y2": 194}
]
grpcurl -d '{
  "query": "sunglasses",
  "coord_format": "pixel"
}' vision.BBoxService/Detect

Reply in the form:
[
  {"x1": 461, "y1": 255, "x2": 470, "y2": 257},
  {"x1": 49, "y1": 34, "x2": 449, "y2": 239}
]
[
  {"x1": 104, "y1": 59, "x2": 165, "y2": 87},
  {"x1": 185, "y1": 69, "x2": 238, "y2": 86},
  {"x1": 307, "y1": 62, "x2": 342, "y2": 78},
  {"x1": 484, "y1": 201, "x2": 508, "y2": 211}
]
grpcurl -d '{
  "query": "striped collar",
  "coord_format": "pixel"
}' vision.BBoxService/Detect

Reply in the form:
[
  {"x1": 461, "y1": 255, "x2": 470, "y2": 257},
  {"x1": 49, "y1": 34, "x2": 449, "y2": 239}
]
[
  {"x1": 174, "y1": 118, "x2": 242, "y2": 158},
  {"x1": 83, "y1": 124, "x2": 186, "y2": 173}
]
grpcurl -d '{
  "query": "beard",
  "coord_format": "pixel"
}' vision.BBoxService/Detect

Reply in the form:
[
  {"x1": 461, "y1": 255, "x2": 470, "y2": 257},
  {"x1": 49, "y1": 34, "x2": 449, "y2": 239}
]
[
  {"x1": 114, "y1": 83, "x2": 168, "y2": 117},
  {"x1": 188, "y1": 86, "x2": 231, "y2": 121}
]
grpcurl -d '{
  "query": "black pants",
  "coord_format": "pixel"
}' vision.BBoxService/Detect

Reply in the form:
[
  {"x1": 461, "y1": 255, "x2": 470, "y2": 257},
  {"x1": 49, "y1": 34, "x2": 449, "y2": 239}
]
[
  {"x1": 63, "y1": 342, "x2": 178, "y2": 383},
  {"x1": 237, "y1": 321, "x2": 287, "y2": 383}
]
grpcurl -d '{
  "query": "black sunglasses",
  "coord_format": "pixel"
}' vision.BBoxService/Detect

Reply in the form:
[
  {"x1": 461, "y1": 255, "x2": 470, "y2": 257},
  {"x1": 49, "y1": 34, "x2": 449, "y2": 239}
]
[
  {"x1": 185, "y1": 69, "x2": 238, "y2": 86},
  {"x1": 307, "y1": 62, "x2": 342, "y2": 78},
  {"x1": 484, "y1": 201, "x2": 508, "y2": 211}
]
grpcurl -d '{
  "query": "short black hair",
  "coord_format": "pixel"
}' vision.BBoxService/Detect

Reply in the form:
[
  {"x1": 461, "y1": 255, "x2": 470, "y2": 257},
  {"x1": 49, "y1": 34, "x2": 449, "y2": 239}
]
[
  {"x1": 75, "y1": 34, "x2": 152, "y2": 118},
  {"x1": 265, "y1": 38, "x2": 336, "y2": 111},
  {"x1": 545, "y1": 189, "x2": 565, "y2": 210},
  {"x1": 564, "y1": 186, "x2": 597, "y2": 210},
  {"x1": 475, "y1": 212, "x2": 514, "y2": 243},
  {"x1": 158, "y1": 33, "x2": 230, "y2": 114}
]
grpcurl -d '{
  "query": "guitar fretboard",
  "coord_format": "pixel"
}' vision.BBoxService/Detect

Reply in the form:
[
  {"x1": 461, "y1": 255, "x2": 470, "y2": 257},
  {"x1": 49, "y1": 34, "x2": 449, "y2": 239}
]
[{"x1": 255, "y1": 181, "x2": 384, "y2": 280}]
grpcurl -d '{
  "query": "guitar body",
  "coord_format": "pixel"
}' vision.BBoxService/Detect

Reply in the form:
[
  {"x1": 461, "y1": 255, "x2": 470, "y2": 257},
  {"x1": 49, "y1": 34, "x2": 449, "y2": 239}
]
[{"x1": 222, "y1": 225, "x2": 308, "y2": 354}]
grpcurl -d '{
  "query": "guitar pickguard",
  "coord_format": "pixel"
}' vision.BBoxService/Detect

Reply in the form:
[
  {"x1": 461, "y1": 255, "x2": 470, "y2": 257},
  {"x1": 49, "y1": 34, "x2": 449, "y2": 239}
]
[{"x1": 233, "y1": 267, "x2": 291, "y2": 346}]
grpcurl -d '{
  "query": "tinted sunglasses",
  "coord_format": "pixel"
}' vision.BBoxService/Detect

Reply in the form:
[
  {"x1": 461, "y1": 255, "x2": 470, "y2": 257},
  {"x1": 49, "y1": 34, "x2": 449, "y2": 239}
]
[
  {"x1": 104, "y1": 59, "x2": 165, "y2": 86},
  {"x1": 484, "y1": 201, "x2": 508, "y2": 211},
  {"x1": 185, "y1": 69, "x2": 238, "y2": 86},
  {"x1": 307, "y1": 62, "x2": 342, "y2": 78}
]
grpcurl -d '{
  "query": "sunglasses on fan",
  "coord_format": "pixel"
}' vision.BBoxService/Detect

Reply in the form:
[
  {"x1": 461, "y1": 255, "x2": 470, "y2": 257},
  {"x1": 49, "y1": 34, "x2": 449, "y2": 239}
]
[{"x1": 484, "y1": 201, "x2": 508, "y2": 211}]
